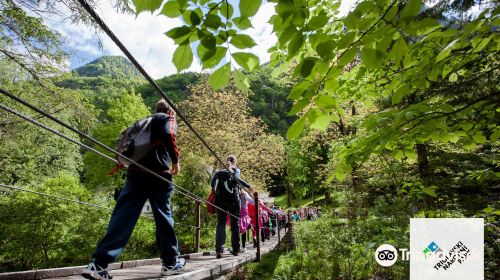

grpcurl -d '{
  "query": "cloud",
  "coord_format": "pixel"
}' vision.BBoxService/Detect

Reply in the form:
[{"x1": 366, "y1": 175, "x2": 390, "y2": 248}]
[
  {"x1": 47, "y1": 1, "x2": 186, "y2": 78},
  {"x1": 239, "y1": 2, "x2": 277, "y2": 65},
  {"x1": 46, "y1": 0, "x2": 359, "y2": 78}
]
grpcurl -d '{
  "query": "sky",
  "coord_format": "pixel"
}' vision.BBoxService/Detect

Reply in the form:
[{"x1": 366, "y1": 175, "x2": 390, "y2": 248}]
[{"x1": 46, "y1": 0, "x2": 356, "y2": 79}]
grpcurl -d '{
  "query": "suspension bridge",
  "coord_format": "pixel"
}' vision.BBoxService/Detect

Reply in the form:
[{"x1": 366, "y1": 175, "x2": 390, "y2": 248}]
[{"x1": 0, "y1": 0, "x2": 295, "y2": 278}]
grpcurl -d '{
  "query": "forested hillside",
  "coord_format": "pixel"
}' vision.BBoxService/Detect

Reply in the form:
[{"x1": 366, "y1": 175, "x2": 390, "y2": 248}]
[{"x1": 74, "y1": 56, "x2": 143, "y2": 79}]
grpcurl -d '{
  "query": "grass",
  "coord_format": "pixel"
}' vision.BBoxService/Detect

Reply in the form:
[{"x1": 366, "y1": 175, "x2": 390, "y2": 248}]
[{"x1": 236, "y1": 250, "x2": 284, "y2": 280}]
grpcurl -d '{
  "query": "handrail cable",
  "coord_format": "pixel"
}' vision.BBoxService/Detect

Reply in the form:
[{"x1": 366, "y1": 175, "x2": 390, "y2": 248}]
[
  {"x1": 0, "y1": 183, "x2": 112, "y2": 210},
  {"x1": 0, "y1": 97, "x2": 241, "y2": 220},
  {"x1": 0, "y1": 183, "x2": 212, "y2": 230},
  {"x1": 1, "y1": 90, "x2": 286, "y2": 225}
]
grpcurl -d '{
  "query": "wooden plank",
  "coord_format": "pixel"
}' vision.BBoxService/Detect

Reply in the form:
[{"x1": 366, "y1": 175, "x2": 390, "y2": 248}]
[{"x1": 0, "y1": 234, "x2": 285, "y2": 280}]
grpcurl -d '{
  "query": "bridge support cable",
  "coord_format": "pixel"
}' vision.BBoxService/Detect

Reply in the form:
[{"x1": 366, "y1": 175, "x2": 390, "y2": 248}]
[
  {"x1": 0, "y1": 183, "x2": 113, "y2": 211},
  {"x1": 75, "y1": 0, "x2": 226, "y2": 168},
  {"x1": 0, "y1": 99, "x2": 240, "y2": 221},
  {"x1": 0, "y1": 183, "x2": 212, "y2": 230}
]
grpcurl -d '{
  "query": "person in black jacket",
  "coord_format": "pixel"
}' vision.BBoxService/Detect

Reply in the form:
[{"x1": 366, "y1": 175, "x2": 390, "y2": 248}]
[
  {"x1": 82, "y1": 99, "x2": 184, "y2": 280},
  {"x1": 211, "y1": 155, "x2": 255, "y2": 258}
]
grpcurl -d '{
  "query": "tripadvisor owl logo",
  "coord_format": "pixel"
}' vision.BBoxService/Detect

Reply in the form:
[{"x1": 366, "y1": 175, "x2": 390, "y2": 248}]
[{"x1": 375, "y1": 244, "x2": 398, "y2": 267}]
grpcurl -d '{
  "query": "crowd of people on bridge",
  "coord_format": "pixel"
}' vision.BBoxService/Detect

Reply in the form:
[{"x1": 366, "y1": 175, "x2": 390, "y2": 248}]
[
  {"x1": 80, "y1": 99, "x2": 321, "y2": 280},
  {"x1": 290, "y1": 207, "x2": 322, "y2": 222},
  {"x1": 211, "y1": 154, "x2": 288, "y2": 258}
]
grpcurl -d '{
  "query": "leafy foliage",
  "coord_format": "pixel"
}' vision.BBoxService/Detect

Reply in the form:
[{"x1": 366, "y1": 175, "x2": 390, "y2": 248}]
[
  {"x1": 82, "y1": 92, "x2": 150, "y2": 191},
  {"x1": 177, "y1": 78, "x2": 286, "y2": 191}
]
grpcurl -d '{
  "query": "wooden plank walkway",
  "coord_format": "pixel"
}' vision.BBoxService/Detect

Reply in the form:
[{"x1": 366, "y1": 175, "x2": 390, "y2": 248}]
[{"x1": 0, "y1": 234, "x2": 282, "y2": 280}]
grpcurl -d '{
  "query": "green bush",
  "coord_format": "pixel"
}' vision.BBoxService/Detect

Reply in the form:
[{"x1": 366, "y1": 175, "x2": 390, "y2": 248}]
[{"x1": 272, "y1": 214, "x2": 408, "y2": 280}]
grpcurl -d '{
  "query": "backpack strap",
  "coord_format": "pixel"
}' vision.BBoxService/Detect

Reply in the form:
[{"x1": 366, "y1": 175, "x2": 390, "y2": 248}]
[{"x1": 108, "y1": 162, "x2": 125, "y2": 175}]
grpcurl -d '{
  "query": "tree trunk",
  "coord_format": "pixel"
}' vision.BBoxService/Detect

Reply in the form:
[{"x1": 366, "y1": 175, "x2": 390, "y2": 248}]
[
  {"x1": 416, "y1": 144, "x2": 429, "y2": 184},
  {"x1": 286, "y1": 183, "x2": 292, "y2": 207}
]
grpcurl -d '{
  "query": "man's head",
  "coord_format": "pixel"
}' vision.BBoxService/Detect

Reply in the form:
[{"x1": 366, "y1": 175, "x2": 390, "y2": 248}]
[
  {"x1": 226, "y1": 155, "x2": 237, "y2": 168},
  {"x1": 155, "y1": 99, "x2": 174, "y2": 115}
]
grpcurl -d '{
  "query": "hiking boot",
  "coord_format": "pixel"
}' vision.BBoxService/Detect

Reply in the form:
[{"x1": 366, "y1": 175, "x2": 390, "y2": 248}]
[
  {"x1": 216, "y1": 252, "x2": 223, "y2": 259},
  {"x1": 232, "y1": 250, "x2": 239, "y2": 256},
  {"x1": 81, "y1": 262, "x2": 113, "y2": 280},
  {"x1": 161, "y1": 258, "x2": 186, "y2": 276},
  {"x1": 240, "y1": 248, "x2": 246, "y2": 253}
]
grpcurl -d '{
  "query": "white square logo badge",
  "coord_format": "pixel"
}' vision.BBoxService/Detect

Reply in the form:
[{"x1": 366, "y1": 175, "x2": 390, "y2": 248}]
[{"x1": 410, "y1": 218, "x2": 484, "y2": 280}]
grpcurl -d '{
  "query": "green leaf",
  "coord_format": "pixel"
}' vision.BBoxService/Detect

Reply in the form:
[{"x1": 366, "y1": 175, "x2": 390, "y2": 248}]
[
  {"x1": 422, "y1": 188, "x2": 437, "y2": 198},
  {"x1": 288, "y1": 99, "x2": 309, "y2": 116},
  {"x1": 233, "y1": 17, "x2": 253, "y2": 29},
  {"x1": 361, "y1": 47, "x2": 384, "y2": 69},
  {"x1": 240, "y1": 0, "x2": 262, "y2": 18},
  {"x1": 315, "y1": 95, "x2": 337, "y2": 109},
  {"x1": 161, "y1": 1, "x2": 181, "y2": 18},
  {"x1": 392, "y1": 84, "x2": 409, "y2": 105},
  {"x1": 220, "y1": 2, "x2": 234, "y2": 19},
  {"x1": 324, "y1": 77, "x2": 339, "y2": 92},
  {"x1": 276, "y1": 0, "x2": 294, "y2": 19},
  {"x1": 197, "y1": 43, "x2": 216, "y2": 63},
  {"x1": 309, "y1": 110, "x2": 331, "y2": 130},
  {"x1": 202, "y1": 47, "x2": 227, "y2": 69},
  {"x1": 288, "y1": 81, "x2": 309, "y2": 100},
  {"x1": 209, "y1": 63, "x2": 231, "y2": 90},
  {"x1": 388, "y1": 36, "x2": 408, "y2": 66},
  {"x1": 288, "y1": 33, "x2": 304, "y2": 57},
  {"x1": 190, "y1": 10, "x2": 201, "y2": 25},
  {"x1": 344, "y1": 9, "x2": 361, "y2": 29},
  {"x1": 232, "y1": 52, "x2": 259, "y2": 71},
  {"x1": 449, "y1": 72, "x2": 458, "y2": 82},
  {"x1": 491, "y1": 129, "x2": 500, "y2": 141},
  {"x1": 279, "y1": 25, "x2": 298, "y2": 46},
  {"x1": 405, "y1": 18, "x2": 441, "y2": 35},
  {"x1": 316, "y1": 40, "x2": 336, "y2": 60},
  {"x1": 338, "y1": 47, "x2": 358, "y2": 67},
  {"x1": 133, "y1": 0, "x2": 163, "y2": 14},
  {"x1": 473, "y1": 134, "x2": 486, "y2": 144},
  {"x1": 234, "y1": 70, "x2": 250, "y2": 92},
  {"x1": 300, "y1": 57, "x2": 317, "y2": 77},
  {"x1": 165, "y1": 26, "x2": 192, "y2": 44},
  {"x1": 173, "y1": 44, "x2": 193, "y2": 71},
  {"x1": 230, "y1": 34, "x2": 256, "y2": 49},
  {"x1": 308, "y1": 11, "x2": 329, "y2": 30},
  {"x1": 204, "y1": 14, "x2": 222, "y2": 29},
  {"x1": 337, "y1": 32, "x2": 356, "y2": 49},
  {"x1": 287, "y1": 115, "x2": 307, "y2": 139},
  {"x1": 436, "y1": 38, "x2": 460, "y2": 62},
  {"x1": 472, "y1": 35, "x2": 493, "y2": 52},
  {"x1": 400, "y1": 0, "x2": 421, "y2": 22}
]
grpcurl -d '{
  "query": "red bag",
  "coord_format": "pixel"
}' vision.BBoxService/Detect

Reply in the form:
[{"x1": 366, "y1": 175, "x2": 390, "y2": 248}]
[{"x1": 206, "y1": 189, "x2": 216, "y2": 214}]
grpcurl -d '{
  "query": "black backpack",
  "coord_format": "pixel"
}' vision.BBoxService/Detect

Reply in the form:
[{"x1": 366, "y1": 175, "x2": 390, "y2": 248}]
[
  {"x1": 214, "y1": 170, "x2": 239, "y2": 205},
  {"x1": 115, "y1": 116, "x2": 153, "y2": 166}
]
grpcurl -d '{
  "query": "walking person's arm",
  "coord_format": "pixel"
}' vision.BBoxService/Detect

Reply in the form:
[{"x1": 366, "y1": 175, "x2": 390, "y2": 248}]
[{"x1": 163, "y1": 114, "x2": 180, "y2": 175}]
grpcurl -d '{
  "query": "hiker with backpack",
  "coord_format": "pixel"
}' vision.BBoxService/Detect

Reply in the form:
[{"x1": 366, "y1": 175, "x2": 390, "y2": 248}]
[
  {"x1": 211, "y1": 155, "x2": 255, "y2": 258},
  {"x1": 82, "y1": 100, "x2": 185, "y2": 280}
]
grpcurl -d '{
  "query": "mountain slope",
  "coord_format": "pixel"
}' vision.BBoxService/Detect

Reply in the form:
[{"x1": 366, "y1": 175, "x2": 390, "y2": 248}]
[{"x1": 74, "y1": 56, "x2": 143, "y2": 80}]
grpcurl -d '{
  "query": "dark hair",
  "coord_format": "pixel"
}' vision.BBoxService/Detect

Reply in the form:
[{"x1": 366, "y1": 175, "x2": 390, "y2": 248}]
[
  {"x1": 227, "y1": 155, "x2": 237, "y2": 166},
  {"x1": 155, "y1": 99, "x2": 174, "y2": 115}
]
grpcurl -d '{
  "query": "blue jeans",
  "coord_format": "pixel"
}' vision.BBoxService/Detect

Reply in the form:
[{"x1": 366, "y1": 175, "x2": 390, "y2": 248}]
[{"x1": 92, "y1": 172, "x2": 179, "y2": 267}]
